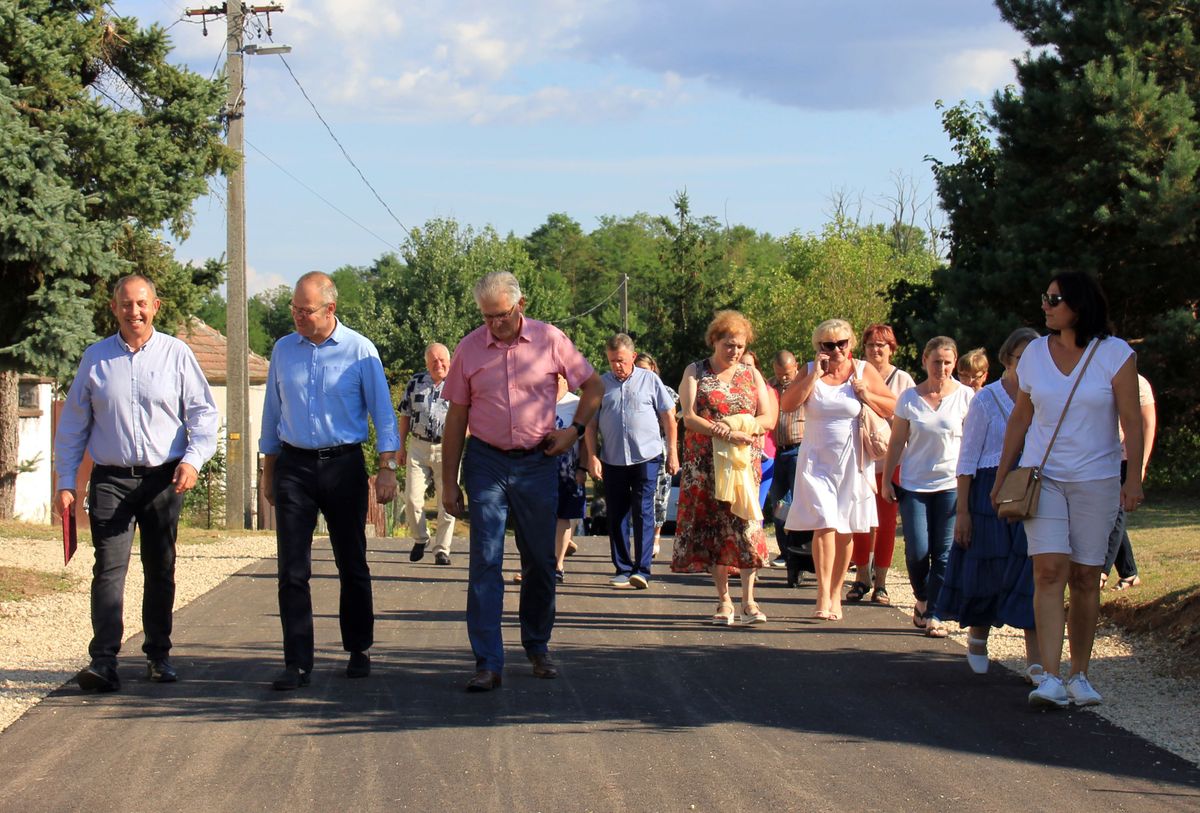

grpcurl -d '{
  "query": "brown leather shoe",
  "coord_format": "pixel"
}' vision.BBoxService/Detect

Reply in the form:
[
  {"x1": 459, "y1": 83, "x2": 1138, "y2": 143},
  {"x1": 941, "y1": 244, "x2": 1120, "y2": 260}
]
[
  {"x1": 466, "y1": 669, "x2": 502, "y2": 692},
  {"x1": 528, "y1": 652, "x2": 559, "y2": 679}
]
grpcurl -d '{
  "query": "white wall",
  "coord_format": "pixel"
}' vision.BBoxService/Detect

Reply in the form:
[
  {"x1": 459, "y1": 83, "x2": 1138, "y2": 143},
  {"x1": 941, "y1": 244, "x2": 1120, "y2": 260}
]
[{"x1": 14, "y1": 382, "x2": 54, "y2": 523}]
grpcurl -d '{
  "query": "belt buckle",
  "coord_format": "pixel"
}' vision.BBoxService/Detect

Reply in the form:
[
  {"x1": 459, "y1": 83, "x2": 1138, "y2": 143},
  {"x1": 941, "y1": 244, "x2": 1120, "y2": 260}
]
[{"x1": 317, "y1": 447, "x2": 334, "y2": 460}]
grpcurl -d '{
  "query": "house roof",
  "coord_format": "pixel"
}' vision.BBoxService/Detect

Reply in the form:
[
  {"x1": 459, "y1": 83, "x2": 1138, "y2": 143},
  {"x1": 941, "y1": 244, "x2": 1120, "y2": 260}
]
[{"x1": 176, "y1": 317, "x2": 270, "y2": 386}]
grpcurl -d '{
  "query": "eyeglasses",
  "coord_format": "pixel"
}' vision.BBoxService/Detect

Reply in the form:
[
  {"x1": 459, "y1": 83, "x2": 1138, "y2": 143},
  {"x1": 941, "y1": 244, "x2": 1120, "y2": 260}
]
[
  {"x1": 290, "y1": 303, "x2": 329, "y2": 317},
  {"x1": 482, "y1": 304, "x2": 518, "y2": 322},
  {"x1": 1041, "y1": 293, "x2": 1066, "y2": 307},
  {"x1": 819, "y1": 339, "x2": 850, "y2": 352}
]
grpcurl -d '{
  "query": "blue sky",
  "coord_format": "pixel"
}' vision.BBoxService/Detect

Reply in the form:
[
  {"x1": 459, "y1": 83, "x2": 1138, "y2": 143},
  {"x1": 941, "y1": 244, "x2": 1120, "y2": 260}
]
[{"x1": 121, "y1": 0, "x2": 1026, "y2": 295}]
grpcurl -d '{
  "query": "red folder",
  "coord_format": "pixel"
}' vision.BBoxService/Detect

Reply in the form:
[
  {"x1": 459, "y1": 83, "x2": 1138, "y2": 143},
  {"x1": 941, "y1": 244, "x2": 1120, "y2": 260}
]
[{"x1": 63, "y1": 510, "x2": 78, "y2": 565}]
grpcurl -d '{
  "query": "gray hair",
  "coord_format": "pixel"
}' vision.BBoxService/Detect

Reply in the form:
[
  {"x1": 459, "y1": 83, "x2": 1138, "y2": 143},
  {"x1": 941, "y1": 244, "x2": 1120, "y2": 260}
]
[
  {"x1": 922, "y1": 335, "x2": 958, "y2": 360},
  {"x1": 998, "y1": 327, "x2": 1040, "y2": 368},
  {"x1": 605, "y1": 333, "x2": 635, "y2": 353},
  {"x1": 112, "y1": 274, "x2": 157, "y2": 301},
  {"x1": 424, "y1": 342, "x2": 449, "y2": 358},
  {"x1": 473, "y1": 271, "x2": 522, "y2": 307},
  {"x1": 296, "y1": 271, "x2": 338, "y2": 304}
]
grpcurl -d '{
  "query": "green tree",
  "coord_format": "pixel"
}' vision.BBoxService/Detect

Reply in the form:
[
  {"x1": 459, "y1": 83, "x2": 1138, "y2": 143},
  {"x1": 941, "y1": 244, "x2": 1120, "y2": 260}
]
[
  {"x1": 924, "y1": 1, "x2": 1200, "y2": 486},
  {"x1": 0, "y1": 2, "x2": 232, "y2": 516}
]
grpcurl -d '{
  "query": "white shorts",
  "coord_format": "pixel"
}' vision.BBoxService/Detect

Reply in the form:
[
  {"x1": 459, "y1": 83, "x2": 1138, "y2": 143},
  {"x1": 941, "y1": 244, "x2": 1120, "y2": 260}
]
[{"x1": 1024, "y1": 476, "x2": 1120, "y2": 566}]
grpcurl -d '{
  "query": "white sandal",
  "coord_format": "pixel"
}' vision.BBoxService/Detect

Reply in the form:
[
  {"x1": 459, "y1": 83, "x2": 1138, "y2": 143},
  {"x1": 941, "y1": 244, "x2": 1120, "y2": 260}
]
[
  {"x1": 1024, "y1": 664, "x2": 1046, "y2": 686},
  {"x1": 966, "y1": 635, "x2": 990, "y2": 674}
]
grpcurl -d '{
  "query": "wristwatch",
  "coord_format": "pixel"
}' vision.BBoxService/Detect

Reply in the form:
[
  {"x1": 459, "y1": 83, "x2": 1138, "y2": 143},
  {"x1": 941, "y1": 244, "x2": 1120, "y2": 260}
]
[
  {"x1": 571, "y1": 422, "x2": 586, "y2": 437},
  {"x1": 382, "y1": 459, "x2": 398, "y2": 471}
]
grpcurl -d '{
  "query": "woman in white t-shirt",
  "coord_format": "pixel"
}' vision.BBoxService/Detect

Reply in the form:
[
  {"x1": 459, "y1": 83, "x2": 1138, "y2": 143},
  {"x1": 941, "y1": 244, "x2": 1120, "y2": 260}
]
[
  {"x1": 882, "y1": 336, "x2": 973, "y2": 638},
  {"x1": 992, "y1": 271, "x2": 1143, "y2": 710}
]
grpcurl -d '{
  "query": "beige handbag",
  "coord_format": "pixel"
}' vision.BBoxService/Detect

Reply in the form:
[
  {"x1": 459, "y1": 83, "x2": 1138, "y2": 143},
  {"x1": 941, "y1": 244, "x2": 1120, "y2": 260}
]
[
  {"x1": 851, "y1": 362, "x2": 890, "y2": 462},
  {"x1": 996, "y1": 339, "x2": 1100, "y2": 520}
]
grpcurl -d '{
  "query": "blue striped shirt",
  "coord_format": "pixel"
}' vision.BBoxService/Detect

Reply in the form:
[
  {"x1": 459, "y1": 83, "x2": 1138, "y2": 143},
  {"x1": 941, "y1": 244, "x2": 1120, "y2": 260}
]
[
  {"x1": 259, "y1": 320, "x2": 399, "y2": 454},
  {"x1": 596, "y1": 367, "x2": 674, "y2": 465},
  {"x1": 54, "y1": 330, "x2": 219, "y2": 489}
]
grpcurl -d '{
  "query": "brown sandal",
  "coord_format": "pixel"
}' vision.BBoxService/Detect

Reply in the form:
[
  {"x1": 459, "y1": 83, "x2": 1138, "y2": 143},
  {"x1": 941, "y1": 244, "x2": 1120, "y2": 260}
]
[{"x1": 871, "y1": 586, "x2": 891, "y2": 605}]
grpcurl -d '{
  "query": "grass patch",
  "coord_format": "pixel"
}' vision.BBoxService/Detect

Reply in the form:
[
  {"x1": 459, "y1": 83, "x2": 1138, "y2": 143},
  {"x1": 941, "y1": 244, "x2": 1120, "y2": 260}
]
[
  {"x1": 0, "y1": 518, "x2": 272, "y2": 548},
  {"x1": 0, "y1": 566, "x2": 75, "y2": 602},
  {"x1": 1100, "y1": 493, "x2": 1200, "y2": 676},
  {"x1": 0, "y1": 520, "x2": 62, "y2": 543}
]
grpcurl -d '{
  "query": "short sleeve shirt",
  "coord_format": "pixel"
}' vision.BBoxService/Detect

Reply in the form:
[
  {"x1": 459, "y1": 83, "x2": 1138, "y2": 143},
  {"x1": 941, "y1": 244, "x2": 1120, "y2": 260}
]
[
  {"x1": 895, "y1": 383, "x2": 974, "y2": 492},
  {"x1": 442, "y1": 317, "x2": 595, "y2": 450},
  {"x1": 399, "y1": 372, "x2": 449, "y2": 442},
  {"x1": 1018, "y1": 336, "x2": 1133, "y2": 481},
  {"x1": 596, "y1": 367, "x2": 674, "y2": 465}
]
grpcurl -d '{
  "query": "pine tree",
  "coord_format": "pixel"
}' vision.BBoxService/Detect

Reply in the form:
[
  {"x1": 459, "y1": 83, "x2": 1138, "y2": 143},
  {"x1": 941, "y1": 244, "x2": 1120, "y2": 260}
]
[
  {"x1": 0, "y1": 1, "x2": 233, "y2": 516},
  {"x1": 915, "y1": 0, "x2": 1200, "y2": 484}
]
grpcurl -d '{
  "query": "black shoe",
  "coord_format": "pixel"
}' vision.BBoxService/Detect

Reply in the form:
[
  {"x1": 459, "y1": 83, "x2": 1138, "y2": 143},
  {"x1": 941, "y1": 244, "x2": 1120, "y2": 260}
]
[
  {"x1": 272, "y1": 665, "x2": 311, "y2": 691},
  {"x1": 146, "y1": 658, "x2": 178, "y2": 683},
  {"x1": 554, "y1": 569, "x2": 564, "y2": 584},
  {"x1": 76, "y1": 663, "x2": 120, "y2": 693},
  {"x1": 346, "y1": 651, "x2": 370, "y2": 679},
  {"x1": 409, "y1": 542, "x2": 427, "y2": 562},
  {"x1": 528, "y1": 652, "x2": 559, "y2": 679},
  {"x1": 434, "y1": 551, "x2": 451, "y2": 566}
]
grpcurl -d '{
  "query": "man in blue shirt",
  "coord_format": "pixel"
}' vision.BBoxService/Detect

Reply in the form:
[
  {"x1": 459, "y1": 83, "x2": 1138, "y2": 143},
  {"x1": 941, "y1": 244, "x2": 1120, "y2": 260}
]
[
  {"x1": 585, "y1": 334, "x2": 678, "y2": 589},
  {"x1": 397, "y1": 342, "x2": 455, "y2": 565},
  {"x1": 259, "y1": 272, "x2": 400, "y2": 690},
  {"x1": 55, "y1": 274, "x2": 219, "y2": 692}
]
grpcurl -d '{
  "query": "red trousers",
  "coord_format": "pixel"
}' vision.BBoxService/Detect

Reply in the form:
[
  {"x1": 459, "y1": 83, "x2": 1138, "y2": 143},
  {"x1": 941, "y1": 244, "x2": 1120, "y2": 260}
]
[{"x1": 851, "y1": 469, "x2": 899, "y2": 571}]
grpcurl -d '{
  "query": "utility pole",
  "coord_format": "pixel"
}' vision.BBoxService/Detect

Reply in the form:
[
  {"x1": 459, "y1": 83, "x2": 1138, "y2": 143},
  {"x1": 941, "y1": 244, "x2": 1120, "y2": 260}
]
[
  {"x1": 186, "y1": 3, "x2": 284, "y2": 529},
  {"x1": 620, "y1": 274, "x2": 629, "y2": 333}
]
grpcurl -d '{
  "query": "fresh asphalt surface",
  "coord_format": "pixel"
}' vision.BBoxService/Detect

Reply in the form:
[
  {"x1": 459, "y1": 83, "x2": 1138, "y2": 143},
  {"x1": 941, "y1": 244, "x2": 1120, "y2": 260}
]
[{"x1": 1, "y1": 537, "x2": 1197, "y2": 813}]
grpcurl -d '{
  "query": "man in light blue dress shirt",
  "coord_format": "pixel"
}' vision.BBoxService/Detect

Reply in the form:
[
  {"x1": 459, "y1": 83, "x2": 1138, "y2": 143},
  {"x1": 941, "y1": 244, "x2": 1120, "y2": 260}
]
[
  {"x1": 585, "y1": 334, "x2": 679, "y2": 589},
  {"x1": 55, "y1": 274, "x2": 219, "y2": 692},
  {"x1": 259, "y1": 271, "x2": 400, "y2": 690}
]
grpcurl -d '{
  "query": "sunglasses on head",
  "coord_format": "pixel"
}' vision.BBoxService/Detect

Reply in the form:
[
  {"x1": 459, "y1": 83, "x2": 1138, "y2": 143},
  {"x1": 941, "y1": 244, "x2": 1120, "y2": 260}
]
[
  {"x1": 1041, "y1": 293, "x2": 1066, "y2": 307},
  {"x1": 819, "y1": 339, "x2": 850, "y2": 352}
]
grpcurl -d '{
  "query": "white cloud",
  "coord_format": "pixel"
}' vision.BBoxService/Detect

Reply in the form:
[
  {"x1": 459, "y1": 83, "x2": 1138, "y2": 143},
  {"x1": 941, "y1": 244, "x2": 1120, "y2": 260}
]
[{"x1": 246, "y1": 264, "x2": 288, "y2": 297}]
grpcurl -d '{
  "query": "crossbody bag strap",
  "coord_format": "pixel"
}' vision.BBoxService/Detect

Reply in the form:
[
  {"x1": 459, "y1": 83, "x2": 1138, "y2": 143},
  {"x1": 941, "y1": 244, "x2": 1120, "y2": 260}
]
[
  {"x1": 987, "y1": 387, "x2": 1011, "y2": 422},
  {"x1": 885, "y1": 367, "x2": 899, "y2": 388},
  {"x1": 1036, "y1": 338, "x2": 1102, "y2": 471}
]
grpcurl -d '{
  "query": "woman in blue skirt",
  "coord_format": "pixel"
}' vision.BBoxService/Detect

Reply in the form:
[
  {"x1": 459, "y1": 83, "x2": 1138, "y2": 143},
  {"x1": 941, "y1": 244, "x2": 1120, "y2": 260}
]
[{"x1": 937, "y1": 327, "x2": 1044, "y2": 684}]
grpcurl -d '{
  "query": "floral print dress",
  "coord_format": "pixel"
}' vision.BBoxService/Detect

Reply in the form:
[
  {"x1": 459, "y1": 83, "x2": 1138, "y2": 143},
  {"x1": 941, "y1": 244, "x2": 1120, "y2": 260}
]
[{"x1": 671, "y1": 360, "x2": 769, "y2": 572}]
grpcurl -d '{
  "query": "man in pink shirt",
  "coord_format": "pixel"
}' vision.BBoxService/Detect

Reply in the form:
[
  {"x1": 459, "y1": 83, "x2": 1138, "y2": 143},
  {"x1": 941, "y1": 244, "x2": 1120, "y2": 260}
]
[{"x1": 442, "y1": 271, "x2": 602, "y2": 692}]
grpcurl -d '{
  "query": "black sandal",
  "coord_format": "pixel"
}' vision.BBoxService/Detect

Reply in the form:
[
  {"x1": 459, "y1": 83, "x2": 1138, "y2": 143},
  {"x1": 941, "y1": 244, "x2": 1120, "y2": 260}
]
[
  {"x1": 846, "y1": 581, "x2": 870, "y2": 603},
  {"x1": 871, "y1": 585, "x2": 891, "y2": 605}
]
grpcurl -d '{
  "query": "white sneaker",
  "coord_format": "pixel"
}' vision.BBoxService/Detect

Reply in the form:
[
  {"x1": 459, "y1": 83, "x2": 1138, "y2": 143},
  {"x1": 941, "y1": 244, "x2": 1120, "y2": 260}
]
[
  {"x1": 1066, "y1": 673, "x2": 1103, "y2": 706},
  {"x1": 1028, "y1": 674, "x2": 1069, "y2": 709}
]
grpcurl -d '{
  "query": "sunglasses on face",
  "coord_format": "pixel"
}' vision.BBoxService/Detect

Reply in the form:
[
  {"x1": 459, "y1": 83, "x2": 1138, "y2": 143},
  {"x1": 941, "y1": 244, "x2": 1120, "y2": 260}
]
[
  {"x1": 819, "y1": 339, "x2": 850, "y2": 352},
  {"x1": 1041, "y1": 293, "x2": 1066, "y2": 307}
]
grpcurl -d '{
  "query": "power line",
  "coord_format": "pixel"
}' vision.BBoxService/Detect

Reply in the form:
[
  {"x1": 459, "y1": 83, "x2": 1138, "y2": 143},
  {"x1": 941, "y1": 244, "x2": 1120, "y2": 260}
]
[
  {"x1": 552, "y1": 282, "x2": 625, "y2": 326},
  {"x1": 272, "y1": 53, "x2": 415, "y2": 243},
  {"x1": 244, "y1": 138, "x2": 401, "y2": 252}
]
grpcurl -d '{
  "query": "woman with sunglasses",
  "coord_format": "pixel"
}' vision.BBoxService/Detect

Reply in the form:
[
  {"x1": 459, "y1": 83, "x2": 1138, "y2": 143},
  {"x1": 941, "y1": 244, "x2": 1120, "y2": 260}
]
[
  {"x1": 992, "y1": 272, "x2": 1143, "y2": 708},
  {"x1": 881, "y1": 336, "x2": 973, "y2": 638},
  {"x1": 782, "y1": 320, "x2": 895, "y2": 620}
]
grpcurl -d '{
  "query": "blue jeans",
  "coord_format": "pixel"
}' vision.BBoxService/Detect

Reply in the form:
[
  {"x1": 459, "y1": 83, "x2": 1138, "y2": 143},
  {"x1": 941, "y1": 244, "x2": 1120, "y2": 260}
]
[
  {"x1": 603, "y1": 457, "x2": 660, "y2": 578},
  {"x1": 464, "y1": 439, "x2": 558, "y2": 672},
  {"x1": 899, "y1": 487, "x2": 957, "y2": 611},
  {"x1": 766, "y1": 446, "x2": 800, "y2": 549}
]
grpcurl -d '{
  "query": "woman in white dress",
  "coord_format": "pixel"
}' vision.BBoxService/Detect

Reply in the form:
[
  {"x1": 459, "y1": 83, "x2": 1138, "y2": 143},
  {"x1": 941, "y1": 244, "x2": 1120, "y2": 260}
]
[{"x1": 783, "y1": 319, "x2": 896, "y2": 620}]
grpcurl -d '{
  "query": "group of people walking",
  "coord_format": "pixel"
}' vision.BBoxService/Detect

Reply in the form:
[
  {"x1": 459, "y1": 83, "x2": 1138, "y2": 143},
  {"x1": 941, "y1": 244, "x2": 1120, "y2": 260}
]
[{"x1": 54, "y1": 267, "x2": 1147, "y2": 708}]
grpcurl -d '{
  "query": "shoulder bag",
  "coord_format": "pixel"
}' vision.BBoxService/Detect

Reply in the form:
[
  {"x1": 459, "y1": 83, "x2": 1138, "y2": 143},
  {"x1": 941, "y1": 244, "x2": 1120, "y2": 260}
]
[
  {"x1": 995, "y1": 339, "x2": 1100, "y2": 520},
  {"x1": 851, "y1": 361, "x2": 891, "y2": 462}
]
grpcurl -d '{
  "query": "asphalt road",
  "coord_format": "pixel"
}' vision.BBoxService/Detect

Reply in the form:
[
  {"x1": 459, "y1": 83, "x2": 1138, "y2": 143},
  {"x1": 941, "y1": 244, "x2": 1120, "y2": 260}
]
[{"x1": 1, "y1": 537, "x2": 1197, "y2": 812}]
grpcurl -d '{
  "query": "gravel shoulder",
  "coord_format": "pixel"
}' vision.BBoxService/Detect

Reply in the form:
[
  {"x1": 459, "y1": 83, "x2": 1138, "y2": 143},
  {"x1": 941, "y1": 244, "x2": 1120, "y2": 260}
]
[{"x1": 1, "y1": 534, "x2": 1197, "y2": 768}]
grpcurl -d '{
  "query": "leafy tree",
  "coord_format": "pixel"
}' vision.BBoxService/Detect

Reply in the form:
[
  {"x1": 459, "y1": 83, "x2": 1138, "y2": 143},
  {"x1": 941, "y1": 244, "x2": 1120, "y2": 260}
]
[
  {"x1": 921, "y1": 0, "x2": 1200, "y2": 487},
  {"x1": 0, "y1": 2, "x2": 232, "y2": 516}
]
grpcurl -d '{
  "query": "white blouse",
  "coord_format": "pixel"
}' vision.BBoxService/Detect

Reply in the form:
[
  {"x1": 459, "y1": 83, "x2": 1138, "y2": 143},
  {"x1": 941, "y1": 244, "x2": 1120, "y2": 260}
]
[
  {"x1": 956, "y1": 380, "x2": 1013, "y2": 476},
  {"x1": 895, "y1": 383, "x2": 974, "y2": 492}
]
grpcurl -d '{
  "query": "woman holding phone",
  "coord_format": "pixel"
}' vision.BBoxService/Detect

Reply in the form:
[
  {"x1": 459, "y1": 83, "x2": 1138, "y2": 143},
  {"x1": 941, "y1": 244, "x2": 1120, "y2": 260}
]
[{"x1": 783, "y1": 319, "x2": 895, "y2": 620}]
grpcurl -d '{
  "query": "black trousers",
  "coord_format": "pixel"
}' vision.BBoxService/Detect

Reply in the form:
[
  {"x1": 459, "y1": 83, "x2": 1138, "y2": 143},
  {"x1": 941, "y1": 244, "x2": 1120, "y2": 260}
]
[
  {"x1": 273, "y1": 446, "x2": 373, "y2": 671},
  {"x1": 87, "y1": 464, "x2": 184, "y2": 666}
]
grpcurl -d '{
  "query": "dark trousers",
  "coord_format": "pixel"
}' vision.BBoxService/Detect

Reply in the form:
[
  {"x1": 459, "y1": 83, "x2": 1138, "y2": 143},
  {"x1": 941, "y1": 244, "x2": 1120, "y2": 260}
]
[
  {"x1": 273, "y1": 446, "x2": 373, "y2": 672},
  {"x1": 463, "y1": 440, "x2": 558, "y2": 672},
  {"x1": 603, "y1": 458, "x2": 660, "y2": 578},
  {"x1": 1104, "y1": 461, "x2": 1138, "y2": 579},
  {"x1": 87, "y1": 464, "x2": 184, "y2": 667}
]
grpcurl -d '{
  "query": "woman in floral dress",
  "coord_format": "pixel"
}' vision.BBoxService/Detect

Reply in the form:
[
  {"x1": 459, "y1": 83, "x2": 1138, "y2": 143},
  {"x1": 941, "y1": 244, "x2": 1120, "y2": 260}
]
[{"x1": 671, "y1": 310, "x2": 776, "y2": 626}]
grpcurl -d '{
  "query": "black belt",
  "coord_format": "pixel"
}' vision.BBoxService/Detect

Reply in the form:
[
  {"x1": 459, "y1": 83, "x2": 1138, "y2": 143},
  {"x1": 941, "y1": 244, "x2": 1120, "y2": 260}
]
[
  {"x1": 778, "y1": 443, "x2": 802, "y2": 452},
  {"x1": 474, "y1": 438, "x2": 543, "y2": 458},
  {"x1": 281, "y1": 441, "x2": 361, "y2": 460},
  {"x1": 93, "y1": 460, "x2": 180, "y2": 478}
]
